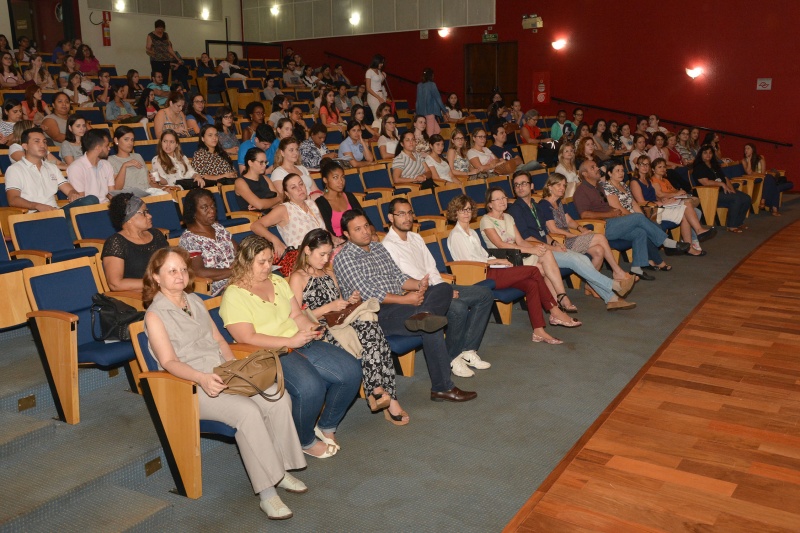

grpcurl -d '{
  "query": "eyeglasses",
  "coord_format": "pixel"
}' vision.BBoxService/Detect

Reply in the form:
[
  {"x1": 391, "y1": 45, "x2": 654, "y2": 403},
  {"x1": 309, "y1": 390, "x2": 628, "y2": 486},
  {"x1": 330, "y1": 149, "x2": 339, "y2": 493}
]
[
  {"x1": 490, "y1": 196, "x2": 508, "y2": 202},
  {"x1": 453, "y1": 136, "x2": 464, "y2": 141},
  {"x1": 392, "y1": 210, "x2": 415, "y2": 218},
  {"x1": 222, "y1": 114, "x2": 233, "y2": 119},
  {"x1": 136, "y1": 209, "x2": 150, "y2": 217},
  {"x1": 457, "y1": 207, "x2": 473, "y2": 213},
  {"x1": 474, "y1": 135, "x2": 486, "y2": 139},
  {"x1": 254, "y1": 159, "x2": 267, "y2": 165},
  {"x1": 513, "y1": 181, "x2": 531, "y2": 188}
]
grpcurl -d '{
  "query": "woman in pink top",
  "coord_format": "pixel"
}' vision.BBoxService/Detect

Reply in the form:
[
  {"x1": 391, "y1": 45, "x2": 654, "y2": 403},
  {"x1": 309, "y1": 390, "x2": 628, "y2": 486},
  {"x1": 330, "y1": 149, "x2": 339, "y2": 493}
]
[
  {"x1": 314, "y1": 161, "x2": 363, "y2": 238},
  {"x1": 75, "y1": 45, "x2": 100, "y2": 76}
]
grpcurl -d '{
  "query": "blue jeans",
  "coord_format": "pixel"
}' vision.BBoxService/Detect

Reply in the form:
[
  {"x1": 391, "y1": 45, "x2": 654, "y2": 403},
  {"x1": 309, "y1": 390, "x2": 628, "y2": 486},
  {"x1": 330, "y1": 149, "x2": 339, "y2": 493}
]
[
  {"x1": 280, "y1": 341, "x2": 362, "y2": 448},
  {"x1": 605, "y1": 213, "x2": 668, "y2": 268},
  {"x1": 445, "y1": 283, "x2": 494, "y2": 358},
  {"x1": 378, "y1": 282, "x2": 454, "y2": 393},
  {"x1": 552, "y1": 251, "x2": 614, "y2": 303},
  {"x1": 762, "y1": 175, "x2": 792, "y2": 209},
  {"x1": 717, "y1": 190, "x2": 751, "y2": 228},
  {"x1": 516, "y1": 160, "x2": 543, "y2": 172}
]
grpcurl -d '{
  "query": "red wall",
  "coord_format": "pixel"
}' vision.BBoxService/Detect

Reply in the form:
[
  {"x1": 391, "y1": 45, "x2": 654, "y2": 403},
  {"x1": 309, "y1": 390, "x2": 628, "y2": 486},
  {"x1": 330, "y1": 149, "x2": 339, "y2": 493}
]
[{"x1": 284, "y1": 0, "x2": 799, "y2": 189}]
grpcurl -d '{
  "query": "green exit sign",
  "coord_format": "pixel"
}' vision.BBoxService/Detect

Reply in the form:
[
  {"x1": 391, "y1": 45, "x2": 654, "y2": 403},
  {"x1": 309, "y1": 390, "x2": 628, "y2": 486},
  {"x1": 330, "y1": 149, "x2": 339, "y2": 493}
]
[{"x1": 482, "y1": 33, "x2": 499, "y2": 43}]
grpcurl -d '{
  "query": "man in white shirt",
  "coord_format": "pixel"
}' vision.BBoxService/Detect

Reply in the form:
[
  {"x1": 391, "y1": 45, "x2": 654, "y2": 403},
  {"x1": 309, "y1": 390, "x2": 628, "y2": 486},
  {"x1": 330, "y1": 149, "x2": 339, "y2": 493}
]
[
  {"x1": 5, "y1": 127, "x2": 99, "y2": 237},
  {"x1": 67, "y1": 129, "x2": 116, "y2": 203},
  {"x1": 382, "y1": 198, "x2": 495, "y2": 377}
]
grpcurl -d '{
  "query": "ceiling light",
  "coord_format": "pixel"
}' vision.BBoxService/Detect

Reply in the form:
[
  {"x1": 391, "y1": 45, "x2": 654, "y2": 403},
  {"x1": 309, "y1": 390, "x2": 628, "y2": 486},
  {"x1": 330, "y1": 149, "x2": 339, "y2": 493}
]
[
  {"x1": 349, "y1": 12, "x2": 360, "y2": 25},
  {"x1": 201, "y1": 7, "x2": 209, "y2": 20},
  {"x1": 115, "y1": 0, "x2": 125, "y2": 10},
  {"x1": 686, "y1": 67, "x2": 703, "y2": 79},
  {"x1": 438, "y1": 28, "x2": 450, "y2": 37},
  {"x1": 551, "y1": 39, "x2": 566, "y2": 50},
  {"x1": 271, "y1": 5, "x2": 279, "y2": 15}
]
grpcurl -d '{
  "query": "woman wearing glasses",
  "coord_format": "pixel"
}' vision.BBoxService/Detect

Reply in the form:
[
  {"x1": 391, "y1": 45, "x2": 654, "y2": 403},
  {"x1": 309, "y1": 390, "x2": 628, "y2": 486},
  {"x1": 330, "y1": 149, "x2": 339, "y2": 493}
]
[
  {"x1": 447, "y1": 194, "x2": 578, "y2": 345},
  {"x1": 102, "y1": 193, "x2": 169, "y2": 291},
  {"x1": 377, "y1": 115, "x2": 399, "y2": 160},
  {"x1": 480, "y1": 187, "x2": 583, "y2": 317},
  {"x1": 447, "y1": 129, "x2": 480, "y2": 179},
  {"x1": 234, "y1": 147, "x2": 281, "y2": 213},
  {"x1": 467, "y1": 127, "x2": 503, "y2": 173},
  {"x1": 214, "y1": 106, "x2": 241, "y2": 157}
]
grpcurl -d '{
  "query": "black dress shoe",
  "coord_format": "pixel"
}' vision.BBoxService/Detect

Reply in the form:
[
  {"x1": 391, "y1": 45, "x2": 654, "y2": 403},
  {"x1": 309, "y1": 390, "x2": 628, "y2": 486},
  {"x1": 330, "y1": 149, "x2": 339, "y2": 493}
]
[
  {"x1": 697, "y1": 227, "x2": 717, "y2": 242},
  {"x1": 631, "y1": 270, "x2": 655, "y2": 281},
  {"x1": 404, "y1": 312, "x2": 448, "y2": 333},
  {"x1": 430, "y1": 386, "x2": 477, "y2": 402},
  {"x1": 675, "y1": 241, "x2": 691, "y2": 253}
]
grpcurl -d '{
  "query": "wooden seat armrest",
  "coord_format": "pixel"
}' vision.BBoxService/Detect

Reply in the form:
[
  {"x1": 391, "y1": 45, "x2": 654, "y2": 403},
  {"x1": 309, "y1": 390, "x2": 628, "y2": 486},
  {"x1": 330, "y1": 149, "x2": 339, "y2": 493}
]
[
  {"x1": 576, "y1": 219, "x2": 607, "y2": 233},
  {"x1": 9, "y1": 249, "x2": 52, "y2": 265},
  {"x1": 26, "y1": 309, "x2": 79, "y2": 323},
  {"x1": 228, "y1": 343, "x2": 263, "y2": 359},
  {"x1": 74, "y1": 238, "x2": 105, "y2": 250},
  {"x1": 440, "y1": 273, "x2": 455, "y2": 283},
  {"x1": 415, "y1": 215, "x2": 447, "y2": 232},
  {"x1": 550, "y1": 233, "x2": 566, "y2": 244},
  {"x1": 193, "y1": 276, "x2": 213, "y2": 295},
  {"x1": 140, "y1": 370, "x2": 194, "y2": 387},
  {"x1": 104, "y1": 290, "x2": 145, "y2": 310},
  {"x1": 227, "y1": 211, "x2": 261, "y2": 223},
  {"x1": 445, "y1": 261, "x2": 488, "y2": 285}
]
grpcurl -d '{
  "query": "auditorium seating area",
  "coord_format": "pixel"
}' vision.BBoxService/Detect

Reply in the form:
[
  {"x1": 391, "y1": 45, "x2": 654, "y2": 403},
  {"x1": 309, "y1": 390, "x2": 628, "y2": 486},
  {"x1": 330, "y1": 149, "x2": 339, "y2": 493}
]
[{"x1": 1, "y1": 36, "x2": 797, "y2": 531}]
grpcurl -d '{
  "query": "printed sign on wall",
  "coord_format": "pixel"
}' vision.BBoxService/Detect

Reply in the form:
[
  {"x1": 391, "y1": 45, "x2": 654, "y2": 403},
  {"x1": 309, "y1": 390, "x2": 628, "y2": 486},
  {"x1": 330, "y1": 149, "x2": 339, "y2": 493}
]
[
  {"x1": 533, "y1": 72, "x2": 550, "y2": 104},
  {"x1": 756, "y1": 78, "x2": 772, "y2": 90}
]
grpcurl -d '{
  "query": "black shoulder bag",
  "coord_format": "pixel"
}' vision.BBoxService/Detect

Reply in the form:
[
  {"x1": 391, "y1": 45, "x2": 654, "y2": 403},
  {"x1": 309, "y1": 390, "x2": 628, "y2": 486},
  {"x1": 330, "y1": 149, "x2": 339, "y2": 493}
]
[{"x1": 90, "y1": 293, "x2": 145, "y2": 342}]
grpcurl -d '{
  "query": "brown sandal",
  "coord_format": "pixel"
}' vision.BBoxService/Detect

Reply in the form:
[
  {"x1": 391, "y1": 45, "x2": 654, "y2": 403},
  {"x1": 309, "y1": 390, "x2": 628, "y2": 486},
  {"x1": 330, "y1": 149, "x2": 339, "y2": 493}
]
[{"x1": 367, "y1": 392, "x2": 391, "y2": 412}]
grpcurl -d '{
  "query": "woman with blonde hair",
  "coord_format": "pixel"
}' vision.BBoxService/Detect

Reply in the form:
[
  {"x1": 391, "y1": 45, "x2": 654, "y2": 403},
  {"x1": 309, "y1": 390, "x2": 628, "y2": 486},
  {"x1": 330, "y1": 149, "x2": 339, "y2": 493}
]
[
  {"x1": 221, "y1": 235, "x2": 362, "y2": 458},
  {"x1": 554, "y1": 142, "x2": 579, "y2": 197}
]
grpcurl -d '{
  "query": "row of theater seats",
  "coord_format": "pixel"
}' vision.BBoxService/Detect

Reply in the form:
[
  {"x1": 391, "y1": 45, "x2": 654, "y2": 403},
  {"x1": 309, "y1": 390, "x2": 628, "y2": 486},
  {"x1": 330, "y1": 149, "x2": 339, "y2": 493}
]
[{"x1": 5, "y1": 151, "x2": 771, "y2": 498}]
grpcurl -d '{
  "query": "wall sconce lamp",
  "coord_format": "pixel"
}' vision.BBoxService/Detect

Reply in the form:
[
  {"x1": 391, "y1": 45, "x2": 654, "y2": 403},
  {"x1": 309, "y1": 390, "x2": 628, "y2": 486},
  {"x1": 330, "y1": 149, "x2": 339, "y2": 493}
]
[
  {"x1": 438, "y1": 28, "x2": 450, "y2": 37},
  {"x1": 686, "y1": 67, "x2": 704, "y2": 79},
  {"x1": 551, "y1": 39, "x2": 567, "y2": 50}
]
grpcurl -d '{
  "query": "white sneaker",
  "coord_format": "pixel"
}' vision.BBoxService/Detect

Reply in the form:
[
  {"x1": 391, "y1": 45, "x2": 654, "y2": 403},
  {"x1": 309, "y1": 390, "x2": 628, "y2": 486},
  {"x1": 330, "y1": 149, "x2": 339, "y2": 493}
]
[
  {"x1": 450, "y1": 354, "x2": 475, "y2": 377},
  {"x1": 260, "y1": 495, "x2": 293, "y2": 520},
  {"x1": 278, "y1": 472, "x2": 308, "y2": 494},
  {"x1": 460, "y1": 350, "x2": 491, "y2": 369}
]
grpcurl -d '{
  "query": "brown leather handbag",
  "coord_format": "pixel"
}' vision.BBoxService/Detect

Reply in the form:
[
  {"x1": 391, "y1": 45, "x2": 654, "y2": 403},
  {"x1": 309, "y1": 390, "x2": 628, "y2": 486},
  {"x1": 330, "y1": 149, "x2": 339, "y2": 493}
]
[
  {"x1": 321, "y1": 301, "x2": 360, "y2": 326},
  {"x1": 213, "y1": 348, "x2": 286, "y2": 401}
]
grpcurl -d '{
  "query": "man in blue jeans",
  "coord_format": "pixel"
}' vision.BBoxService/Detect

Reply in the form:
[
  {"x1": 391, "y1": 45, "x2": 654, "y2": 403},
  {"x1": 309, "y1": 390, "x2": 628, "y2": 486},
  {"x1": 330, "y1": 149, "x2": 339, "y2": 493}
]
[
  {"x1": 335, "y1": 209, "x2": 477, "y2": 402},
  {"x1": 573, "y1": 160, "x2": 690, "y2": 279},
  {"x1": 507, "y1": 171, "x2": 636, "y2": 311},
  {"x1": 382, "y1": 198, "x2": 495, "y2": 377}
]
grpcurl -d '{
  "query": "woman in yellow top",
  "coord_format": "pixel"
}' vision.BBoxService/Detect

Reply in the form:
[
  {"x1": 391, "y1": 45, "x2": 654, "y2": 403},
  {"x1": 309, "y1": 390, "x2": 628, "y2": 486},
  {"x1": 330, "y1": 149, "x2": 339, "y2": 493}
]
[{"x1": 220, "y1": 235, "x2": 362, "y2": 459}]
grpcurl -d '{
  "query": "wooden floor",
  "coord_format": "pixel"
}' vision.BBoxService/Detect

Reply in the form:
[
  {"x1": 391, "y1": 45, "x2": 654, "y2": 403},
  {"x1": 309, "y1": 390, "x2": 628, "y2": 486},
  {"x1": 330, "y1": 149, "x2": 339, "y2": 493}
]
[{"x1": 506, "y1": 221, "x2": 800, "y2": 532}]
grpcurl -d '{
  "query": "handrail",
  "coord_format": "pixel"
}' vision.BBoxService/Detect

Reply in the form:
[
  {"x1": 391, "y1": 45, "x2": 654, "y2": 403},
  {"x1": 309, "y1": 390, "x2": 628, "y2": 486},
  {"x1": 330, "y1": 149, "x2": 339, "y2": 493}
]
[
  {"x1": 204, "y1": 39, "x2": 282, "y2": 59},
  {"x1": 324, "y1": 52, "x2": 420, "y2": 89},
  {"x1": 552, "y1": 97, "x2": 792, "y2": 148}
]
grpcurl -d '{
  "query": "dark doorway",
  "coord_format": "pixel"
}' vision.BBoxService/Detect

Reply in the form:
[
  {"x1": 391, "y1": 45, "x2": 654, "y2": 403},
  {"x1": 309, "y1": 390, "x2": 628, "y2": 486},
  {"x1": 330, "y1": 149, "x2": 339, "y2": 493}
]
[
  {"x1": 7, "y1": 0, "x2": 76, "y2": 55},
  {"x1": 464, "y1": 42, "x2": 518, "y2": 109}
]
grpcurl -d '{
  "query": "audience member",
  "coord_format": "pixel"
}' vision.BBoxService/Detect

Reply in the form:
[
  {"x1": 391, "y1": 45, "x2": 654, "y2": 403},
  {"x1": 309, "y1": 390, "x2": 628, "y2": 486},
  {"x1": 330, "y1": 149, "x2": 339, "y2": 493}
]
[
  {"x1": 289, "y1": 229, "x2": 409, "y2": 424},
  {"x1": 508, "y1": 172, "x2": 636, "y2": 311},
  {"x1": 221, "y1": 235, "x2": 362, "y2": 459},
  {"x1": 314, "y1": 161, "x2": 363, "y2": 237},
  {"x1": 66, "y1": 129, "x2": 116, "y2": 203},
  {"x1": 102, "y1": 193, "x2": 168, "y2": 290},
  {"x1": 235, "y1": 147, "x2": 280, "y2": 212},
  {"x1": 573, "y1": 160, "x2": 689, "y2": 278},
  {"x1": 299, "y1": 123, "x2": 335, "y2": 170},
  {"x1": 383, "y1": 198, "x2": 495, "y2": 376},
  {"x1": 335, "y1": 209, "x2": 478, "y2": 402}
]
